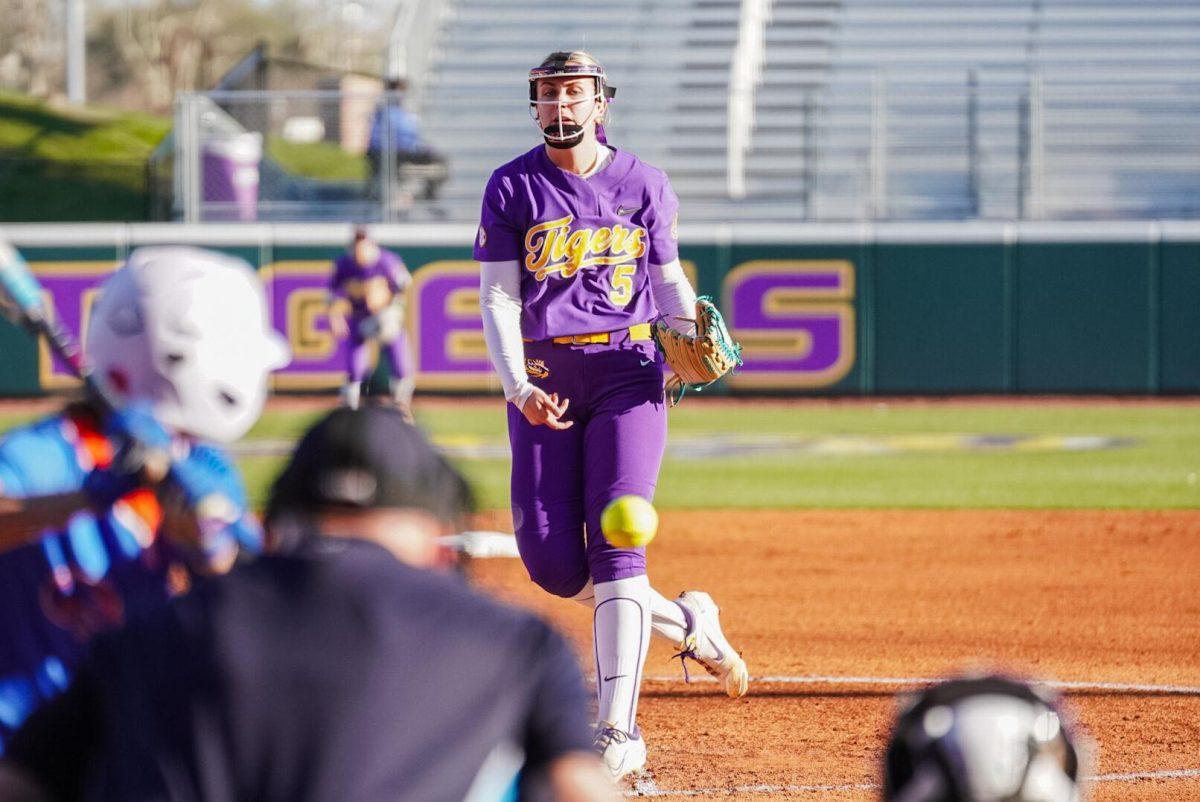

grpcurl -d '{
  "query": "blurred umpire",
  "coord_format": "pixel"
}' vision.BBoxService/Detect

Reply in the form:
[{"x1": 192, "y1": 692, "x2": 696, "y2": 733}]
[{"x1": 0, "y1": 406, "x2": 617, "y2": 802}]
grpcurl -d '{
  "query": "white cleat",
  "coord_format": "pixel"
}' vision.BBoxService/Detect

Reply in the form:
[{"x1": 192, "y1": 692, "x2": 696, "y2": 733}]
[
  {"x1": 674, "y1": 591, "x2": 750, "y2": 698},
  {"x1": 593, "y1": 723, "x2": 647, "y2": 780}
]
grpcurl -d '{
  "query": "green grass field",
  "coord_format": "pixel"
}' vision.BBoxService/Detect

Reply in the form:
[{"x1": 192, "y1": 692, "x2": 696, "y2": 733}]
[
  {"x1": 0, "y1": 90, "x2": 170, "y2": 221},
  {"x1": 266, "y1": 137, "x2": 367, "y2": 181},
  {"x1": 0, "y1": 91, "x2": 369, "y2": 221},
  {"x1": 8, "y1": 400, "x2": 1194, "y2": 512}
]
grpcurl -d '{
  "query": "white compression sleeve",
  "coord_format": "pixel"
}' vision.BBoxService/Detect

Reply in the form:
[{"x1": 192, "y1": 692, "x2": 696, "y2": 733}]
[
  {"x1": 573, "y1": 578, "x2": 689, "y2": 648},
  {"x1": 648, "y1": 258, "x2": 698, "y2": 334},
  {"x1": 479, "y1": 260, "x2": 536, "y2": 409}
]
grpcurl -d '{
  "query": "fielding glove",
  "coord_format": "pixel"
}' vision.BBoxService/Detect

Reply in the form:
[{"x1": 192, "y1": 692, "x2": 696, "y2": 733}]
[{"x1": 652, "y1": 297, "x2": 743, "y2": 406}]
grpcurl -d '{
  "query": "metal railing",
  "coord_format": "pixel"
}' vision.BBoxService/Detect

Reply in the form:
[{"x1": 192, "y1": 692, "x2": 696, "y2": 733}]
[
  {"x1": 785, "y1": 70, "x2": 1200, "y2": 221},
  {"x1": 727, "y1": 0, "x2": 773, "y2": 199},
  {"x1": 385, "y1": 0, "x2": 451, "y2": 114}
]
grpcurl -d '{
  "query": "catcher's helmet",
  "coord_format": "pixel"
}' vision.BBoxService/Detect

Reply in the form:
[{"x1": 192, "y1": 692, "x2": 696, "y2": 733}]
[
  {"x1": 86, "y1": 247, "x2": 290, "y2": 444},
  {"x1": 883, "y1": 674, "x2": 1081, "y2": 802},
  {"x1": 528, "y1": 51, "x2": 616, "y2": 147}
]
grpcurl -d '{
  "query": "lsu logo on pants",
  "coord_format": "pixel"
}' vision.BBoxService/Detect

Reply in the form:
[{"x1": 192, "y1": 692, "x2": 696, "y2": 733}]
[{"x1": 525, "y1": 358, "x2": 550, "y2": 379}]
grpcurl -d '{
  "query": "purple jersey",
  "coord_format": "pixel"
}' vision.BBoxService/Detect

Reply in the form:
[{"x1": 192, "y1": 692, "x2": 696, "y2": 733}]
[
  {"x1": 474, "y1": 145, "x2": 680, "y2": 340},
  {"x1": 329, "y1": 249, "x2": 411, "y2": 319}
]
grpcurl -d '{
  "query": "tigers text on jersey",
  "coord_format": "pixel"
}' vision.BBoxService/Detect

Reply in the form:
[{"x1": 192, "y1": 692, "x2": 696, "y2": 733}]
[{"x1": 474, "y1": 145, "x2": 680, "y2": 340}]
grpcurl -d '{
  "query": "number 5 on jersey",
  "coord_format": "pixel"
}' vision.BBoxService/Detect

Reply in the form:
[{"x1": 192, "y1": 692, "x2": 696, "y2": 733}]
[{"x1": 609, "y1": 264, "x2": 636, "y2": 307}]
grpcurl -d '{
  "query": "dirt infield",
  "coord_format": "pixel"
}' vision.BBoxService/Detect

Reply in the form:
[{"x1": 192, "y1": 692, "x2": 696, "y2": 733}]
[{"x1": 468, "y1": 509, "x2": 1200, "y2": 800}]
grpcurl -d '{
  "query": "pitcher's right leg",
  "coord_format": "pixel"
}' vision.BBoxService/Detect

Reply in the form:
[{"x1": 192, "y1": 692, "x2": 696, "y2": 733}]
[{"x1": 505, "y1": 374, "x2": 589, "y2": 599}]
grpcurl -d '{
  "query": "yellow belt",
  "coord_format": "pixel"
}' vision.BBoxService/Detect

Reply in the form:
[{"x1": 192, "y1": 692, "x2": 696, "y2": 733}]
[{"x1": 528, "y1": 322, "x2": 653, "y2": 346}]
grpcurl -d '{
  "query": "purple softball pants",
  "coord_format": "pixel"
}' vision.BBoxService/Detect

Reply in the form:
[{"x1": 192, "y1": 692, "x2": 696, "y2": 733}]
[
  {"x1": 507, "y1": 331, "x2": 667, "y2": 598},
  {"x1": 347, "y1": 328, "x2": 413, "y2": 384}
]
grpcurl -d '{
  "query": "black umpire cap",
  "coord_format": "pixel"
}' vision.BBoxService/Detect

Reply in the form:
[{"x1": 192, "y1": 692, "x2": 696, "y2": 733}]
[{"x1": 265, "y1": 406, "x2": 473, "y2": 538}]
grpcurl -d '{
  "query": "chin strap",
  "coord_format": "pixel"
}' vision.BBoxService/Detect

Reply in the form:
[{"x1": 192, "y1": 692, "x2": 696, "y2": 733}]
[{"x1": 531, "y1": 89, "x2": 605, "y2": 148}]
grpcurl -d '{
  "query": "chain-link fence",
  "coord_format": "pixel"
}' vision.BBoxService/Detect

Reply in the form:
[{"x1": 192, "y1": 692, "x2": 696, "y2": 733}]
[
  {"x1": 161, "y1": 76, "x2": 1200, "y2": 224},
  {"x1": 169, "y1": 90, "x2": 449, "y2": 223}
]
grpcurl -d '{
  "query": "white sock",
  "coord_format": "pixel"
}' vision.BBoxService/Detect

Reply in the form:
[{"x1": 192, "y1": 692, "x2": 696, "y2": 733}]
[
  {"x1": 390, "y1": 376, "x2": 415, "y2": 407},
  {"x1": 341, "y1": 382, "x2": 361, "y2": 410},
  {"x1": 593, "y1": 576, "x2": 651, "y2": 734},
  {"x1": 574, "y1": 580, "x2": 690, "y2": 649},
  {"x1": 649, "y1": 588, "x2": 689, "y2": 648}
]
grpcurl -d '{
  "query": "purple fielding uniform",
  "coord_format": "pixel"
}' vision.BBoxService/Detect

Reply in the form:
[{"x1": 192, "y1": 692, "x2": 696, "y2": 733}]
[
  {"x1": 474, "y1": 145, "x2": 679, "y2": 596},
  {"x1": 329, "y1": 249, "x2": 414, "y2": 384}
]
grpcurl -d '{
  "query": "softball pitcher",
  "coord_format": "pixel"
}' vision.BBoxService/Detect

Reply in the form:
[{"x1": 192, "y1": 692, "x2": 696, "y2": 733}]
[
  {"x1": 328, "y1": 227, "x2": 415, "y2": 414},
  {"x1": 475, "y1": 51, "x2": 748, "y2": 780}
]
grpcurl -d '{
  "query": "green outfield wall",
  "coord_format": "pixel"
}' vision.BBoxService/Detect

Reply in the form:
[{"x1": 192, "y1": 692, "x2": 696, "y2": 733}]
[{"x1": 1, "y1": 222, "x2": 1197, "y2": 395}]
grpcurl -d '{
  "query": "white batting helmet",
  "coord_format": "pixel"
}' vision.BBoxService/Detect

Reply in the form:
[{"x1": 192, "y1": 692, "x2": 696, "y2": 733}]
[
  {"x1": 85, "y1": 246, "x2": 290, "y2": 443},
  {"x1": 884, "y1": 674, "x2": 1082, "y2": 802}
]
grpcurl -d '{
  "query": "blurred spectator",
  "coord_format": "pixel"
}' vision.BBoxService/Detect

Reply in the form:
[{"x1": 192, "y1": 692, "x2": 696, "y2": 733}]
[
  {"x1": 0, "y1": 407, "x2": 618, "y2": 802},
  {"x1": 368, "y1": 77, "x2": 449, "y2": 205},
  {"x1": 883, "y1": 672, "x2": 1084, "y2": 802}
]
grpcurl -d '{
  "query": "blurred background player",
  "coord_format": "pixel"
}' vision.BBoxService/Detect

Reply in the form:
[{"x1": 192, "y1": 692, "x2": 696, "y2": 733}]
[
  {"x1": 474, "y1": 50, "x2": 749, "y2": 780},
  {"x1": 0, "y1": 246, "x2": 290, "y2": 752},
  {"x1": 883, "y1": 672, "x2": 1084, "y2": 802},
  {"x1": 327, "y1": 226, "x2": 415, "y2": 415},
  {"x1": 0, "y1": 407, "x2": 619, "y2": 802}
]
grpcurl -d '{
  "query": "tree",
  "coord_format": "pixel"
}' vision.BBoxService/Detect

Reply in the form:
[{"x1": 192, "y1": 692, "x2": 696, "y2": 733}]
[
  {"x1": 5, "y1": 0, "x2": 394, "y2": 112},
  {"x1": 0, "y1": 0, "x2": 64, "y2": 97},
  {"x1": 89, "y1": 0, "x2": 267, "y2": 112}
]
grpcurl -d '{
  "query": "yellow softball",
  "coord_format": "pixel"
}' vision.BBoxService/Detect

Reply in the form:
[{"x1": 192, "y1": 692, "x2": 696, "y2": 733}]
[{"x1": 601, "y1": 495, "x2": 659, "y2": 548}]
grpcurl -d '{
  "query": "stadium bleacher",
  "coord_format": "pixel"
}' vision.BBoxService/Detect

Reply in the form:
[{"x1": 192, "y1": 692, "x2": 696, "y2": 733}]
[
  {"x1": 399, "y1": 0, "x2": 1200, "y2": 221},
  {"x1": 416, "y1": 0, "x2": 743, "y2": 220}
]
